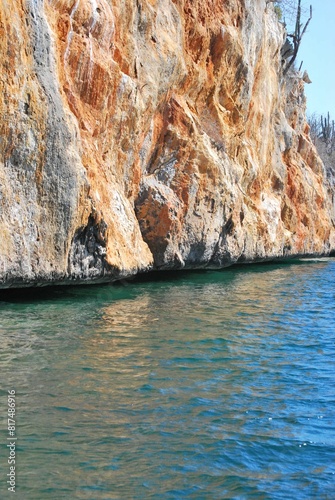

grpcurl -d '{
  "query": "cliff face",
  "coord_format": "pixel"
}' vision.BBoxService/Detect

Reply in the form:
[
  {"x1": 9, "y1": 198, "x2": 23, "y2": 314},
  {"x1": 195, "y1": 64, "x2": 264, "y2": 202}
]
[{"x1": 0, "y1": 0, "x2": 334, "y2": 287}]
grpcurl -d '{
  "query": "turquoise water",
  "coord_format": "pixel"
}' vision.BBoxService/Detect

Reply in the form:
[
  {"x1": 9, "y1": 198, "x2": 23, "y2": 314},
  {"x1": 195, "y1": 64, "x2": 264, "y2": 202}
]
[{"x1": 0, "y1": 260, "x2": 335, "y2": 499}]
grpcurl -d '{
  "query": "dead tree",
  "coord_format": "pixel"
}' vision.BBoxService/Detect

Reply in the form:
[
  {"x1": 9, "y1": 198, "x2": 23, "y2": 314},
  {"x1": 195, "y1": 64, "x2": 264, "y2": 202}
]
[{"x1": 282, "y1": 0, "x2": 312, "y2": 75}]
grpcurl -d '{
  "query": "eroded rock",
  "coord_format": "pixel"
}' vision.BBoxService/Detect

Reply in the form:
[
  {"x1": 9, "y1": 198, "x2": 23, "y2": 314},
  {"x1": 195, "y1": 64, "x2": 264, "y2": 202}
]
[{"x1": 0, "y1": 0, "x2": 334, "y2": 288}]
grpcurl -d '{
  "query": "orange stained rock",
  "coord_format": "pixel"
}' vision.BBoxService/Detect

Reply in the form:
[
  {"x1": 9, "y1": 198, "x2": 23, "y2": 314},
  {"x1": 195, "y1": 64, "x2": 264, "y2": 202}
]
[{"x1": 0, "y1": 0, "x2": 334, "y2": 287}]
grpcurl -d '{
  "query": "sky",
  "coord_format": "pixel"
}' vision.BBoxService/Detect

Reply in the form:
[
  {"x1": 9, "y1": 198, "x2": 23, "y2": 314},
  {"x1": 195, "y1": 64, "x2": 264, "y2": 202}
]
[{"x1": 297, "y1": 0, "x2": 335, "y2": 119}]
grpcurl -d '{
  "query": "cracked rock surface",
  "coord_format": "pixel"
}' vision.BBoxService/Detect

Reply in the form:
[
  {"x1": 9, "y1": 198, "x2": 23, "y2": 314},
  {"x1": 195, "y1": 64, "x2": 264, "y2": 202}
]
[{"x1": 0, "y1": 0, "x2": 334, "y2": 288}]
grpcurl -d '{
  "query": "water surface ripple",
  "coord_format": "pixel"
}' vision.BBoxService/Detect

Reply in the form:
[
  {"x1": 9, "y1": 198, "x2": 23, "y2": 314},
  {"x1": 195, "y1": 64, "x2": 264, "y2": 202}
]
[{"x1": 0, "y1": 260, "x2": 334, "y2": 498}]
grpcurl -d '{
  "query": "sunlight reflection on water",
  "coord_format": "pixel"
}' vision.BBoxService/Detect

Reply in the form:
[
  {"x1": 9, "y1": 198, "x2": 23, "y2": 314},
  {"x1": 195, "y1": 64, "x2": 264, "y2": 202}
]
[{"x1": 0, "y1": 260, "x2": 335, "y2": 498}]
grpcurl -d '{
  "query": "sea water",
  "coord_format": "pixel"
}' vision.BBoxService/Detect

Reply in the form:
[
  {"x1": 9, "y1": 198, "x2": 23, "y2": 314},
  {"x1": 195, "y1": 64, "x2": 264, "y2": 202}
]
[{"x1": 0, "y1": 260, "x2": 334, "y2": 499}]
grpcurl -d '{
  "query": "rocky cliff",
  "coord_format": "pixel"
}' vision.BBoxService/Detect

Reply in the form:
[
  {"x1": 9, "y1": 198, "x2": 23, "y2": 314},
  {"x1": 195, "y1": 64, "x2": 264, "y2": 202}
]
[{"x1": 0, "y1": 0, "x2": 334, "y2": 288}]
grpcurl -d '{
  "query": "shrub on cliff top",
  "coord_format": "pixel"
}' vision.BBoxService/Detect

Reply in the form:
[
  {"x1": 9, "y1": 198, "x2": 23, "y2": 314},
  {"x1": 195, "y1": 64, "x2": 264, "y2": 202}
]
[{"x1": 274, "y1": 4, "x2": 283, "y2": 20}]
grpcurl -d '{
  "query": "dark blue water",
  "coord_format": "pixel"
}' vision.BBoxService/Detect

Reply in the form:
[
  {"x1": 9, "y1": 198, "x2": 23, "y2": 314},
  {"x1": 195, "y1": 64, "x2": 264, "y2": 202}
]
[{"x1": 0, "y1": 259, "x2": 334, "y2": 499}]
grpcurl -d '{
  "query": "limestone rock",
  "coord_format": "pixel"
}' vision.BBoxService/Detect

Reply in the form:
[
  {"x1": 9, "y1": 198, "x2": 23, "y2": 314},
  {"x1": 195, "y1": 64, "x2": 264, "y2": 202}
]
[
  {"x1": 0, "y1": 0, "x2": 334, "y2": 288},
  {"x1": 302, "y1": 70, "x2": 312, "y2": 84}
]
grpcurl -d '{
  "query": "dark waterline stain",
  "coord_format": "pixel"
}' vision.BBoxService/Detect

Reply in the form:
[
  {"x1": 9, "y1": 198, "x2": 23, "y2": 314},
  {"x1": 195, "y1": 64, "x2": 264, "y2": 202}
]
[{"x1": 0, "y1": 257, "x2": 330, "y2": 304}]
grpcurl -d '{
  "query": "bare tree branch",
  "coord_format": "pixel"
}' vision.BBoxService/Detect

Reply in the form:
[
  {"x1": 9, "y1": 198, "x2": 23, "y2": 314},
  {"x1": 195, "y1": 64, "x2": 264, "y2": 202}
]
[{"x1": 283, "y1": 1, "x2": 312, "y2": 75}]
